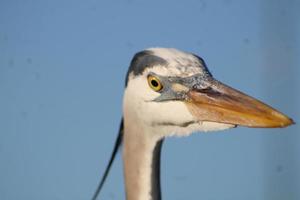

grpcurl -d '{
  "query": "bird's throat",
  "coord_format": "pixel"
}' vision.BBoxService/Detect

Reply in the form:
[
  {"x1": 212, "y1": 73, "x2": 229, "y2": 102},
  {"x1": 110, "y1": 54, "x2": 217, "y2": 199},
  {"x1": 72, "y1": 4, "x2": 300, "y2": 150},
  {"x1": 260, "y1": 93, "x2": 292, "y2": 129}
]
[{"x1": 123, "y1": 124, "x2": 163, "y2": 200}]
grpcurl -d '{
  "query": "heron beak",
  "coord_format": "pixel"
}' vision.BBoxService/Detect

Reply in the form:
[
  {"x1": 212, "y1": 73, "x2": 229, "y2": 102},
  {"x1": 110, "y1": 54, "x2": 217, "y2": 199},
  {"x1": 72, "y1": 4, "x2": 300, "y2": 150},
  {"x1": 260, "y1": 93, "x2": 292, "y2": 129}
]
[{"x1": 184, "y1": 79, "x2": 294, "y2": 128}]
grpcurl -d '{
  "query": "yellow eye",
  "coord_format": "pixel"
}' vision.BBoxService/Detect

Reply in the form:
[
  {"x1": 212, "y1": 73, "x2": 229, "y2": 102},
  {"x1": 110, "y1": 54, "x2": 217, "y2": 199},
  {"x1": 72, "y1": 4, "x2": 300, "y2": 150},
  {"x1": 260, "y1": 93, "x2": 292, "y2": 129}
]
[{"x1": 147, "y1": 75, "x2": 163, "y2": 92}]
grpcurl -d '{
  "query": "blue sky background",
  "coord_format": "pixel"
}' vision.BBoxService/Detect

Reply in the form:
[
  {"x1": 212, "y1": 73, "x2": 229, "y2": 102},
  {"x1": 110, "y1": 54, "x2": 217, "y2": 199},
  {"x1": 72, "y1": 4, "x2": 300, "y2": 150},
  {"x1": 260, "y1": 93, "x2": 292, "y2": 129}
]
[{"x1": 0, "y1": 0, "x2": 299, "y2": 199}]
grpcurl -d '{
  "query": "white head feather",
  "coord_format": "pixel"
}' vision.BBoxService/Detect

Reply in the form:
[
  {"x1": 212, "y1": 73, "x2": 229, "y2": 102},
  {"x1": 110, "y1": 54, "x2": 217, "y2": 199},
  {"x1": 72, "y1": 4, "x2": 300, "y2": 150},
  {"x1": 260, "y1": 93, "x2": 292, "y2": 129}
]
[{"x1": 123, "y1": 48, "x2": 234, "y2": 140}]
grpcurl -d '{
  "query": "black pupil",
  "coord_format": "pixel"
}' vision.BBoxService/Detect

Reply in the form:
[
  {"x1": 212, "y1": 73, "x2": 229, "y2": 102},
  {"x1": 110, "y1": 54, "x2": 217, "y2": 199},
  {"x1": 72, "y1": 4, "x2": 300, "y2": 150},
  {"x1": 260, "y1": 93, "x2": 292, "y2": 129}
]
[{"x1": 151, "y1": 80, "x2": 159, "y2": 87}]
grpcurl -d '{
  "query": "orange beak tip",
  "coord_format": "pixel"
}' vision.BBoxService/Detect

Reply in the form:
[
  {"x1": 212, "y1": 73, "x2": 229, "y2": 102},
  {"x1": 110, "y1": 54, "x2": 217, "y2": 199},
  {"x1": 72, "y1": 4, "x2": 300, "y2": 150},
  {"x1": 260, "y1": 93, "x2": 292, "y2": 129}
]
[
  {"x1": 185, "y1": 81, "x2": 295, "y2": 129},
  {"x1": 287, "y1": 118, "x2": 295, "y2": 126}
]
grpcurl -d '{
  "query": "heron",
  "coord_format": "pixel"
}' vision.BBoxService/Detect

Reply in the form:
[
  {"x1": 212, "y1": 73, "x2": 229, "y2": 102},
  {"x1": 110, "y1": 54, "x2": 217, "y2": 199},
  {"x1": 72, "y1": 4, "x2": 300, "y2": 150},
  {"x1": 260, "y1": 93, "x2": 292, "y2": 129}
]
[{"x1": 91, "y1": 48, "x2": 293, "y2": 200}]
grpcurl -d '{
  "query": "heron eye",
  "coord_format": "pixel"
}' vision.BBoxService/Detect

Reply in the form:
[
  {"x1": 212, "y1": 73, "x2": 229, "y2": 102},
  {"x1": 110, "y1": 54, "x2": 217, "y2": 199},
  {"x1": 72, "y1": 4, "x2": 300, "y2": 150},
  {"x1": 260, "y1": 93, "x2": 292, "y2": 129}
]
[{"x1": 147, "y1": 75, "x2": 163, "y2": 92}]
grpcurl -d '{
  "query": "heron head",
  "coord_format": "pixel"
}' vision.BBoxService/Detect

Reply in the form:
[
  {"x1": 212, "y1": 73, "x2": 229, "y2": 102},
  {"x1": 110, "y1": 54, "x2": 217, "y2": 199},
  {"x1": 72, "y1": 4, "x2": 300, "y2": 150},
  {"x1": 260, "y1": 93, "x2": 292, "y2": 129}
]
[{"x1": 123, "y1": 48, "x2": 293, "y2": 138}]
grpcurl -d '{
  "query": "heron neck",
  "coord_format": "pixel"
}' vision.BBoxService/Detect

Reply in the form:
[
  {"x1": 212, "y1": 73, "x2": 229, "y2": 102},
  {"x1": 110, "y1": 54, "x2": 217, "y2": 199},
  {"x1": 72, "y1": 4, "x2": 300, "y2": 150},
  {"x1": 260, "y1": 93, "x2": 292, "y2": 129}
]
[{"x1": 123, "y1": 124, "x2": 163, "y2": 200}]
